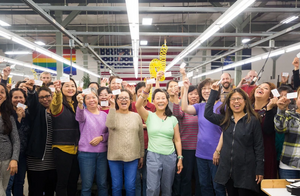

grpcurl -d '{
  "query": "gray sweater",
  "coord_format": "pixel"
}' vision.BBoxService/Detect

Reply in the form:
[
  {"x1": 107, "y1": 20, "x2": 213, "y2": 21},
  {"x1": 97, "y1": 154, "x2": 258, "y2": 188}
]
[{"x1": 0, "y1": 116, "x2": 20, "y2": 161}]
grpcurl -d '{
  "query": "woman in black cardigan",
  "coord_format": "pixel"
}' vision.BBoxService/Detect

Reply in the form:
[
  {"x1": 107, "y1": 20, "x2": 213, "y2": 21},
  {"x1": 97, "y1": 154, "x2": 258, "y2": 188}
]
[{"x1": 199, "y1": 79, "x2": 264, "y2": 196}]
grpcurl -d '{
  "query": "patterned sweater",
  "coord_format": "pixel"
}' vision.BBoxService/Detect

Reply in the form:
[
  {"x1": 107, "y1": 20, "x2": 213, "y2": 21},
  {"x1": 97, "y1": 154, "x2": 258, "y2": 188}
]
[
  {"x1": 274, "y1": 109, "x2": 300, "y2": 168},
  {"x1": 106, "y1": 108, "x2": 144, "y2": 162}
]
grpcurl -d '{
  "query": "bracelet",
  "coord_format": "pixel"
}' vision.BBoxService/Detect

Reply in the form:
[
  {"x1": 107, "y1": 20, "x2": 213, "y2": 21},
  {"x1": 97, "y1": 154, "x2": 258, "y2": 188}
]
[
  {"x1": 177, "y1": 155, "x2": 184, "y2": 160},
  {"x1": 142, "y1": 90, "x2": 149, "y2": 95},
  {"x1": 215, "y1": 150, "x2": 220, "y2": 155},
  {"x1": 139, "y1": 95, "x2": 146, "y2": 99}
]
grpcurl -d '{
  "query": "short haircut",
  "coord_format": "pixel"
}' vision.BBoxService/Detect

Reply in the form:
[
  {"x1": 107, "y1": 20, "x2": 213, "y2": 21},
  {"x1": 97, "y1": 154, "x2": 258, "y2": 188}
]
[
  {"x1": 166, "y1": 80, "x2": 178, "y2": 90},
  {"x1": 98, "y1": 87, "x2": 112, "y2": 95},
  {"x1": 278, "y1": 85, "x2": 293, "y2": 94},
  {"x1": 37, "y1": 86, "x2": 52, "y2": 96},
  {"x1": 40, "y1": 72, "x2": 51, "y2": 79},
  {"x1": 135, "y1": 82, "x2": 146, "y2": 94}
]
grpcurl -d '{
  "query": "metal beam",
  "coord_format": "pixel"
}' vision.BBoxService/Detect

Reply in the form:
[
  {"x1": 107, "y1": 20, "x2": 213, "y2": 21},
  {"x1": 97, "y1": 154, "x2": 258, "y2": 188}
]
[
  {"x1": 188, "y1": 22, "x2": 300, "y2": 72},
  {"x1": 61, "y1": 2, "x2": 87, "y2": 27},
  {"x1": 38, "y1": 6, "x2": 300, "y2": 13}
]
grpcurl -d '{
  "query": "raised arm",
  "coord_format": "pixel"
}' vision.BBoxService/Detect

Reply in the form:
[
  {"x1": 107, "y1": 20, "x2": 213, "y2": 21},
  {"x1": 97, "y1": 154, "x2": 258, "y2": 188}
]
[
  {"x1": 50, "y1": 80, "x2": 63, "y2": 115},
  {"x1": 75, "y1": 93, "x2": 86, "y2": 123},
  {"x1": 293, "y1": 57, "x2": 299, "y2": 90},
  {"x1": 204, "y1": 82, "x2": 223, "y2": 126},
  {"x1": 181, "y1": 78, "x2": 196, "y2": 115},
  {"x1": 274, "y1": 96, "x2": 291, "y2": 133},
  {"x1": 263, "y1": 97, "x2": 278, "y2": 135},
  {"x1": 135, "y1": 82, "x2": 151, "y2": 122},
  {"x1": 105, "y1": 96, "x2": 117, "y2": 130},
  {"x1": 25, "y1": 80, "x2": 38, "y2": 118}
]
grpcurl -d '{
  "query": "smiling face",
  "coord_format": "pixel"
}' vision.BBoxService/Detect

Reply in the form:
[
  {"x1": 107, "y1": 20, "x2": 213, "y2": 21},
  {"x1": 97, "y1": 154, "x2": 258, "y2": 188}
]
[
  {"x1": 255, "y1": 83, "x2": 271, "y2": 101},
  {"x1": 188, "y1": 89, "x2": 199, "y2": 105},
  {"x1": 167, "y1": 81, "x2": 178, "y2": 96},
  {"x1": 11, "y1": 90, "x2": 25, "y2": 107},
  {"x1": 201, "y1": 83, "x2": 211, "y2": 102},
  {"x1": 229, "y1": 92, "x2": 246, "y2": 115},
  {"x1": 38, "y1": 90, "x2": 52, "y2": 108},
  {"x1": 18, "y1": 83, "x2": 28, "y2": 94},
  {"x1": 110, "y1": 78, "x2": 122, "y2": 91},
  {"x1": 99, "y1": 89, "x2": 109, "y2": 102},
  {"x1": 0, "y1": 85, "x2": 7, "y2": 106},
  {"x1": 62, "y1": 80, "x2": 77, "y2": 98},
  {"x1": 153, "y1": 91, "x2": 168, "y2": 111},
  {"x1": 116, "y1": 91, "x2": 131, "y2": 111},
  {"x1": 85, "y1": 93, "x2": 99, "y2": 109},
  {"x1": 221, "y1": 73, "x2": 231, "y2": 90}
]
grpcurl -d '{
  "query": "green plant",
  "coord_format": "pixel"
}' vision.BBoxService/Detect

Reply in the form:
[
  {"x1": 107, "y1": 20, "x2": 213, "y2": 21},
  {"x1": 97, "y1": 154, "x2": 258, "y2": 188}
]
[{"x1": 82, "y1": 74, "x2": 91, "y2": 89}]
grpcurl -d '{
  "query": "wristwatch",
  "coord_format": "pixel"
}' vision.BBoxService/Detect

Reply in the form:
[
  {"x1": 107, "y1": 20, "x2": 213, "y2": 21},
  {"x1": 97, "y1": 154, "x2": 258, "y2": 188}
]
[{"x1": 177, "y1": 155, "x2": 184, "y2": 160}]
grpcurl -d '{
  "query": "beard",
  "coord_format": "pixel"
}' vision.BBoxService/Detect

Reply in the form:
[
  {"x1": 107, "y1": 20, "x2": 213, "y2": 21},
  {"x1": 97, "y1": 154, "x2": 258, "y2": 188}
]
[{"x1": 222, "y1": 82, "x2": 231, "y2": 90}]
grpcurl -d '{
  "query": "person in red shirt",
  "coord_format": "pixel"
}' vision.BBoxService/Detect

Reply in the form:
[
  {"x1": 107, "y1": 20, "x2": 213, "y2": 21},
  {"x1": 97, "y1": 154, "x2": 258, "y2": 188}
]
[
  {"x1": 131, "y1": 82, "x2": 155, "y2": 196},
  {"x1": 237, "y1": 70, "x2": 258, "y2": 97}
]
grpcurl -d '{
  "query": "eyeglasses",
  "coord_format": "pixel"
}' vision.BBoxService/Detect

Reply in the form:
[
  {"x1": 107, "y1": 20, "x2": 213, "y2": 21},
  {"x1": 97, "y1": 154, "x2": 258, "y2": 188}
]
[
  {"x1": 230, "y1": 97, "x2": 244, "y2": 102},
  {"x1": 117, "y1": 97, "x2": 129, "y2": 101},
  {"x1": 39, "y1": 95, "x2": 51, "y2": 100}
]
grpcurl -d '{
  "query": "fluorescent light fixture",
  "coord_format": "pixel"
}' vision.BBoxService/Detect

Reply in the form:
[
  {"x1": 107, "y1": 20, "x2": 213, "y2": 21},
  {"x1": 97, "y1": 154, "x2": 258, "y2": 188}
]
[
  {"x1": 0, "y1": 20, "x2": 10, "y2": 27},
  {"x1": 242, "y1": 38, "x2": 251, "y2": 43},
  {"x1": 166, "y1": 0, "x2": 256, "y2": 72},
  {"x1": 286, "y1": 44, "x2": 300, "y2": 53},
  {"x1": 142, "y1": 18, "x2": 152, "y2": 25},
  {"x1": 244, "y1": 56, "x2": 261, "y2": 64},
  {"x1": 5, "y1": 51, "x2": 32, "y2": 55},
  {"x1": 140, "y1": 40, "x2": 148, "y2": 45},
  {"x1": 9, "y1": 72, "x2": 29, "y2": 77},
  {"x1": 34, "y1": 41, "x2": 46, "y2": 46},
  {"x1": 262, "y1": 50, "x2": 285, "y2": 59},
  {"x1": 0, "y1": 26, "x2": 101, "y2": 78},
  {"x1": 217, "y1": 0, "x2": 255, "y2": 28},
  {"x1": 281, "y1": 16, "x2": 299, "y2": 24},
  {"x1": 126, "y1": 0, "x2": 139, "y2": 78}
]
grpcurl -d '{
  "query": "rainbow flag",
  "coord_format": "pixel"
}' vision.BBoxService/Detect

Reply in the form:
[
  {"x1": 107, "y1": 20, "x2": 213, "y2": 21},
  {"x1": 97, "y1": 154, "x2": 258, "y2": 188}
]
[{"x1": 33, "y1": 49, "x2": 77, "y2": 75}]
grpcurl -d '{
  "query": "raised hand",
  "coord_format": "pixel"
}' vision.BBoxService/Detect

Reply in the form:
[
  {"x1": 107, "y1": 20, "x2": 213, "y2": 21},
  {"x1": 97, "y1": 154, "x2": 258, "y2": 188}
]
[
  {"x1": 100, "y1": 78, "x2": 109, "y2": 87},
  {"x1": 16, "y1": 107, "x2": 25, "y2": 119},
  {"x1": 109, "y1": 95, "x2": 115, "y2": 109},
  {"x1": 281, "y1": 73, "x2": 289, "y2": 84},
  {"x1": 180, "y1": 68, "x2": 186, "y2": 76},
  {"x1": 267, "y1": 97, "x2": 278, "y2": 111},
  {"x1": 277, "y1": 96, "x2": 291, "y2": 110},
  {"x1": 156, "y1": 71, "x2": 164, "y2": 81},
  {"x1": 293, "y1": 57, "x2": 299, "y2": 70},
  {"x1": 25, "y1": 79, "x2": 34, "y2": 91},
  {"x1": 2, "y1": 66, "x2": 11, "y2": 80},
  {"x1": 144, "y1": 78, "x2": 152, "y2": 93},
  {"x1": 53, "y1": 80, "x2": 62, "y2": 92},
  {"x1": 76, "y1": 93, "x2": 84, "y2": 104},
  {"x1": 211, "y1": 81, "x2": 220, "y2": 91},
  {"x1": 183, "y1": 78, "x2": 190, "y2": 89}
]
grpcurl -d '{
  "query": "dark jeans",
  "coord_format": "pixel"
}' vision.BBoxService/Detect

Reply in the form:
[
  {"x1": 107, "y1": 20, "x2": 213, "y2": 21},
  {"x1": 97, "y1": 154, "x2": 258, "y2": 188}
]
[
  {"x1": 27, "y1": 169, "x2": 57, "y2": 196},
  {"x1": 6, "y1": 153, "x2": 27, "y2": 196},
  {"x1": 78, "y1": 151, "x2": 108, "y2": 196},
  {"x1": 196, "y1": 157, "x2": 226, "y2": 196},
  {"x1": 53, "y1": 148, "x2": 80, "y2": 196},
  {"x1": 180, "y1": 150, "x2": 201, "y2": 196},
  {"x1": 279, "y1": 168, "x2": 300, "y2": 179},
  {"x1": 135, "y1": 150, "x2": 147, "y2": 196},
  {"x1": 225, "y1": 178, "x2": 257, "y2": 196}
]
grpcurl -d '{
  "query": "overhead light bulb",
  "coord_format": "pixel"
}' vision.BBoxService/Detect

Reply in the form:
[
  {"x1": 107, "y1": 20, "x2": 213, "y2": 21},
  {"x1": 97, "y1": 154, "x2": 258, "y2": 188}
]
[
  {"x1": 35, "y1": 41, "x2": 46, "y2": 46},
  {"x1": 5, "y1": 51, "x2": 32, "y2": 55},
  {"x1": 140, "y1": 40, "x2": 148, "y2": 45},
  {"x1": 281, "y1": 16, "x2": 299, "y2": 24},
  {"x1": 142, "y1": 18, "x2": 152, "y2": 25},
  {"x1": 242, "y1": 38, "x2": 251, "y2": 43}
]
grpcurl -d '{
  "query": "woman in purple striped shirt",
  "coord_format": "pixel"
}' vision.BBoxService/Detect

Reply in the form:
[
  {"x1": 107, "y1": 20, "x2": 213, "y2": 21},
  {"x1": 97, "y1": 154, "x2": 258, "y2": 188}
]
[{"x1": 173, "y1": 85, "x2": 200, "y2": 196}]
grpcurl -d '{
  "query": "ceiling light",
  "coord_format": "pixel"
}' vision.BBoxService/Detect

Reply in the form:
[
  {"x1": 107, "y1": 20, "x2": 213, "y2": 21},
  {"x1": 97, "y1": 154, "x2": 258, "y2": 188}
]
[
  {"x1": 262, "y1": 50, "x2": 285, "y2": 59},
  {"x1": 5, "y1": 51, "x2": 32, "y2": 55},
  {"x1": 242, "y1": 38, "x2": 251, "y2": 43},
  {"x1": 0, "y1": 20, "x2": 10, "y2": 27},
  {"x1": 142, "y1": 18, "x2": 152, "y2": 25},
  {"x1": 140, "y1": 40, "x2": 148, "y2": 45},
  {"x1": 281, "y1": 16, "x2": 299, "y2": 24},
  {"x1": 286, "y1": 44, "x2": 300, "y2": 53},
  {"x1": 34, "y1": 41, "x2": 46, "y2": 46}
]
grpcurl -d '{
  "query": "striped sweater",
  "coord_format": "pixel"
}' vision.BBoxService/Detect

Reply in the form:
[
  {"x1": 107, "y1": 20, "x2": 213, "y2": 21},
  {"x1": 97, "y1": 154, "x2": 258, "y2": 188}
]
[
  {"x1": 173, "y1": 103, "x2": 198, "y2": 150},
  {"x1": 274, "y1": 109, "x2": 300, "y2": 168}
]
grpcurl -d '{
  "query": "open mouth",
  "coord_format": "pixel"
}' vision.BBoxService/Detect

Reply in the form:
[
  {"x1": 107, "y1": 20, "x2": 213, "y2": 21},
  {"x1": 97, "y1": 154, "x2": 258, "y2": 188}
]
[{"x1": 257, "y1": 89, "x2": 263, "y2": 95}]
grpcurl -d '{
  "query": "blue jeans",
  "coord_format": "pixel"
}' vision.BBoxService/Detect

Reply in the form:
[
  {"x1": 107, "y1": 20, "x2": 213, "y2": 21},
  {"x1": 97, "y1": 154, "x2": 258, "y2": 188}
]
[
  {"x1": 279, "y1": 168, "x2": 300, "y2": 179},
  {"x1": 6, "y1": 153, "x2": 27, "y2": 196},
  {"x1": 78, "y1": 151, "x2": 108, "y2": 196},
  {"x1": 108, "y1": 159, "x2": 138, "y2": 196},
  {"x1": 135, "y1": 150, "x2": 147, "y2": 196},
  {"x1": 196, "y1": 157, "x2": 226, "y2": 196}
]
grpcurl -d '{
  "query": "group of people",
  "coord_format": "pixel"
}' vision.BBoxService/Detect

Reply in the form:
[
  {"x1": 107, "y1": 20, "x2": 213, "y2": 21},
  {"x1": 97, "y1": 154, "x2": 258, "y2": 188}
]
[{"x1": 0, "y1": 56, "x2": 300, "y2": 196}]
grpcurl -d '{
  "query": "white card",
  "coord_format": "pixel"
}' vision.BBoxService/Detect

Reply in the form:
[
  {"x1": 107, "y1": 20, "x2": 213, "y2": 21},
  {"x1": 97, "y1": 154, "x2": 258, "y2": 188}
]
[
  {"x1": 83, "y1": 88, "x2": 92, "y2": 95},
  {"x1": 50, "y1": 87, "x2": 55, "y2": 92},
  {"x1": 10, "y1": 65, "x2": 15, "y2": 69},
  {"x1": 282, "y1": 72, "x2": 289, "y2": 77},
  {"x1": 11, "y1": 84, "x2": 15, "y2": 89},
  {"x1": 17, "y1": 103, "x2": 26, "y2": 110},
  {"x1": 101, "y1": 101, "x2": 109, "y2": 107},
  {"x1": 297, "y1": 52, "x2": 300, "y2": 58},
  {"x1": 217, "y1": 78, "x2": 222, "y2": 85},
  {"x1": 164, "y1": 72, "x2": 172, "y2": 77},
  {"x1": 75, "y1": 80, "x2": 80, "y2": 87},
  {"x1": 271, "y1": 89, "x2": 280, "y2": 97},
  {"x1": 115, "y1": 78, "x2": 123, "y2": 84},
  {"x1": 128, "y1": 83, "x2": 136, "y2": 86},
  {"x1": 112, "y1": 89, "x2": 121, "y2": 95},
  {"x1": 187, "y1": 71, "x2": 193, "y2": 78},
  {"x1": 34, "y1": 80, "x2": 43, "y2": 86},
  {"x1": 178, "y1": 81, "x2": 184, "y2": 87},
  {"x1": 180, "y1": 62, "x2": 186, "y2": 68},
  {"x1": 287, "y1": 92, "x2": 298, "y2": 99},
  {"x1": 147, "y1": 78, "x2": 156, "y2": 84},
  {"x1": 28, "y1": 75, "x2": 35, "y2": 79},
  {"x1": 60, "y1": 76, "x2": 70, "y2": 83}
]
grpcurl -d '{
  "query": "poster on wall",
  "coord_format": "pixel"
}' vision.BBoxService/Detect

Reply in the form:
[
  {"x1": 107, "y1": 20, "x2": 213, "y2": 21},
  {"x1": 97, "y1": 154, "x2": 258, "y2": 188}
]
[
  {"x1": 211, "y1": 49, "x2": 252, "y2": 70},
  {"x1": 100, "y1": 49, "x2": 133, "y2": 68},
  {"x1": 33, "y1": 49, "x2": 77, "y2": 75}
]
